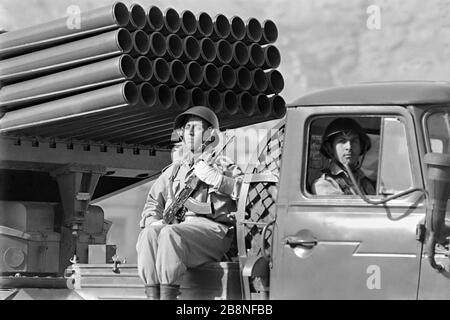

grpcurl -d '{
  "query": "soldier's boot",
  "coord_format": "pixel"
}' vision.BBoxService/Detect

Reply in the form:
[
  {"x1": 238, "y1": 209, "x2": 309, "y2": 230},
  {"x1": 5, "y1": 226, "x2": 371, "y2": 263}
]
[
  {"x1": 144, "y1": 284, "x2": 160, "y2": 300},
  {"x1": 160, "y1": 284, "x2": 180, "y2": 300}
]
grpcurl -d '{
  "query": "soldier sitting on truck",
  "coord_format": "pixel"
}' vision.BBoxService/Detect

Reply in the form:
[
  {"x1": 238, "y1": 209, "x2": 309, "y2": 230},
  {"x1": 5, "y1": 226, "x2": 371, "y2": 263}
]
[
  {"x1": 312, "y1": 118, "x2": 375, "y2": 195},
  {"x1": 135, "y1": 106, "x2": 243, "y2": 300}
]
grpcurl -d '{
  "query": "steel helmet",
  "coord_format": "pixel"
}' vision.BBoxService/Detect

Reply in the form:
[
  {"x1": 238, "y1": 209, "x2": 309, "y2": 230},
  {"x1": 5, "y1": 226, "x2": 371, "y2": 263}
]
[
  {"x1": 173, "y1": 106, "x2": 220, "y2": 130},
  {"x1": 319, "y1": 118, "x2": 371, "y2": 158}
]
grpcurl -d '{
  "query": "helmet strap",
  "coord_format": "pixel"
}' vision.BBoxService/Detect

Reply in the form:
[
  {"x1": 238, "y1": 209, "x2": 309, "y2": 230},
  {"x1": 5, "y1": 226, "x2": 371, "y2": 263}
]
[{"x1": 330, "y1": 154, "x2": 364, "y2": 174}]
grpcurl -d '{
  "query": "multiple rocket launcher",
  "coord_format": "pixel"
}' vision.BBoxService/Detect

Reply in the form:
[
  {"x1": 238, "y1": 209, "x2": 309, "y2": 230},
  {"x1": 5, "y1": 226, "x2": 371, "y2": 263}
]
[{"x1": 0, "y1": 2, "x2": 286, "y2": 148}]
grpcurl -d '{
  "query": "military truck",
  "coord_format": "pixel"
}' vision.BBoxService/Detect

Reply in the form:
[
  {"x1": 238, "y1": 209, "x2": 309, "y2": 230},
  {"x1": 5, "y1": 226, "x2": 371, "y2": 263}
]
[
  {"x1": 2, "y1": 81, "x2": 450, "y2": 300},
  {"x1": 243, "y1": 81, "x2": 450, "y2": 300}
]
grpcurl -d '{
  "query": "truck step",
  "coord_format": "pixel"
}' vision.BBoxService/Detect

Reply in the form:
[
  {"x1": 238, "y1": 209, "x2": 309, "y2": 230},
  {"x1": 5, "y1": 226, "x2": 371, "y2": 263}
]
[{"x1": 66, "y1": 261, "x2": 242, "y2": 300}]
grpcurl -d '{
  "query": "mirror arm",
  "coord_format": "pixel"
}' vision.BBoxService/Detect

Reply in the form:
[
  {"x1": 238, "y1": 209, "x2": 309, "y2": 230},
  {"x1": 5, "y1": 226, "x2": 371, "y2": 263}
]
[{"x1": 426, "y1": 233, "x2": 444, "y2": 272}]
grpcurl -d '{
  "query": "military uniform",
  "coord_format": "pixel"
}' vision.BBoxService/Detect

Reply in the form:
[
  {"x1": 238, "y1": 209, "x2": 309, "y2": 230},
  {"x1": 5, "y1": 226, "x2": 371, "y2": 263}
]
[
  {"x1": 136, "y1": 151, "x2": 243, "y2": 286},
  {"x1": 312, "y1": 163, "x2": 375, "y2": 195}
]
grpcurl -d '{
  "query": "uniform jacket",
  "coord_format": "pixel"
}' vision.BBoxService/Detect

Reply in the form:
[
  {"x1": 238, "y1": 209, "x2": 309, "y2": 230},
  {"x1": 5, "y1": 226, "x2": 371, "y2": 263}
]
[
  {"x1": 139, "y1": 145, "x2": 243, "y2": 229},
  {"x1": 312, "y1": 162, "x2": 375, "y2": 195}
]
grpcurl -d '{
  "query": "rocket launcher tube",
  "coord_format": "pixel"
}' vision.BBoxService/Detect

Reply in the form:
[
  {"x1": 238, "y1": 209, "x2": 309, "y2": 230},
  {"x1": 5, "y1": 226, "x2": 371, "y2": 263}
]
[
  {"x1": 0, "y1": 81, "x2": 139, "y2": 132},
  {"x1": 0, "y1": 2, "x2": 130, "y2": 58},
  {"x1": 211, "y1": 14, "x2": 231, "y2": 41},
  {"x1": 129, "y1": 30, "x2": 150, "y2": 57},
  {"x1": 178, "y1": 10, "x2": 198, "y2": 37},
  {"x1": 213, "y1": 40, "x2": 232, "y2": 65},
  {"x1": 262, "y1": 45, "x2": 281, "y2": 69},
  {"x1": 126, "y1": 4, "x2": 147, "y2": 31},
  {"x1": 146, "y1": 32, "x2": 166, "y2": 58},
  {"x1": 161, "y1": 8, "x2": 181, "y2": 35},
  {"x1": 243, "y1": 18, "x2": 262, "y2": 44},
  {"x1": 180, "y1": 36, "x2": 201, "y2": 62},
  {"x1": 164, "y1": 34, "x2": 183, "y2": 60},
  {"x1": 226, "y1": 16, "x2": 246, "y2": 43},
  {"x1": 259, "y1": 19, "x2": 278, "y2": 45},
  {"x1": 183, "y1": 61, "x2": 203, "y2": 88},
  {"x1": 194, "y1": 12, "x2": 214, "y2": 38},
  {"x1": 230, "y1": 41, "x2": 250, "y2": 67},
  {"x1": 198, "y1": 38, "x2": 216, "y2": 64},
  {"x1": 0, "y1": 28, "x2": 133, "y2": 84},
  {"x1": 133, "y1": 56, "x2": 153, "y2": 83},
  {"x1": 0, "y1": 54, "x2": 136, "y2": 111},
  {"x1": 167, "y1": 59, "x2": 187, "y2": 86},
  {"x1": 144, "y1": 6, "x2": 164, "y2": 33}
]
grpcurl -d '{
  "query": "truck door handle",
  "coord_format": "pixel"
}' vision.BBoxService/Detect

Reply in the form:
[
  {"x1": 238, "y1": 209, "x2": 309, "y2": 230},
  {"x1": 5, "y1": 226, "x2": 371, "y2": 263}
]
[{"x1": 285, "y1": 237, "x2": 318, "y2": 249}]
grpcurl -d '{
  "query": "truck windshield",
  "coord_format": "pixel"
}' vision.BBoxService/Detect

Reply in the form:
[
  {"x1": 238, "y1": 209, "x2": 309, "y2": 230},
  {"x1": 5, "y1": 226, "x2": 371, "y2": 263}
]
[{"x1": 426, "y1": 111, "x2": 450, "y2": 153}]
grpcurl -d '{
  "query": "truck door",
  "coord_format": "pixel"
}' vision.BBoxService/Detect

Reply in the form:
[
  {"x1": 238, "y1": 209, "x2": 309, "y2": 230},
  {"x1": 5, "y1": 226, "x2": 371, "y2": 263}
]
[{"x1": 270, "y1": 107, "x2": 425, "y2": 299}]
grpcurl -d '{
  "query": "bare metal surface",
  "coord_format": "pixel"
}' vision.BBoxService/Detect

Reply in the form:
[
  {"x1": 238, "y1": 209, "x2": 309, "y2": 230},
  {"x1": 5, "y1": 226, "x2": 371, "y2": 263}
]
[
  {"x1": 0, "y1": 136, "x2": 171, "y2": 175},
  {"x1": 0, "y1": 2, "x2": 130, "y2": 58},
  {"x1": 0, "y1": 82, "x2": 138, "y2": 132},
  {"x1": 194, "y1": 12, "x2": 213, "y2": 38},
  {"x1": 0, "y1": 55, "x2": 136, "y2": 111},
  {"x1": 0, "y1": 29, "x2": 132, "y2": 84}
]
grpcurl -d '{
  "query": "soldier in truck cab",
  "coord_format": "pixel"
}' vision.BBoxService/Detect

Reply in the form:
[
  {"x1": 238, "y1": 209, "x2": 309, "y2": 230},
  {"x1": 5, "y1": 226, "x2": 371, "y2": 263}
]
[
  {"x1": 136, "y1": 106, "x2": 243, "y2": 300},
  {"x1": 312, "y1": 118, "x2": 375, "y2": 196}
]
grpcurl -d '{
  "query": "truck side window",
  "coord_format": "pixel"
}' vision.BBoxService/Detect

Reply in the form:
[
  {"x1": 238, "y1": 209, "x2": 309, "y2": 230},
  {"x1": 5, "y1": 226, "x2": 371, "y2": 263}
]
[
  {"x1": 378, "y1": 117, "x2": 413, "y2": 195},
  {"x1": 306, "y1": 116, "x2": 413, "y2": 197},
  {"x1": 306, "y1": 116, "x2": 380, "y2": 196}
]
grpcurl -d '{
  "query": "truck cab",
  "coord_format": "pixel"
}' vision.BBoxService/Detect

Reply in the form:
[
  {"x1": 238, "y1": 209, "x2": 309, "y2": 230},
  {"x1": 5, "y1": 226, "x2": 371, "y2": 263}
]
[{"x1": 245, "y1": 81, "x2": 450, "y2": 299}]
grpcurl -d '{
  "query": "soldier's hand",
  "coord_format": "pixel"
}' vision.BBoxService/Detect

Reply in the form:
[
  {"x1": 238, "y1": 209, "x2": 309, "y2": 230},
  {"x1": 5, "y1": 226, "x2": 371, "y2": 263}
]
[
  {"x1": 193, "y1": 160, "x2": 222, "y2": 188},
  {"x1": 145, "y1": 219, "x2": 166, "y2": 227}
]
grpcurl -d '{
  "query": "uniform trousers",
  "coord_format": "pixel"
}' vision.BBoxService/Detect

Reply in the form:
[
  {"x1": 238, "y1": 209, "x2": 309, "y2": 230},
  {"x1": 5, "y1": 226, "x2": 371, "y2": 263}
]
[{"x1": 136, "y1": 216, "x2": 232, "y2": 285}]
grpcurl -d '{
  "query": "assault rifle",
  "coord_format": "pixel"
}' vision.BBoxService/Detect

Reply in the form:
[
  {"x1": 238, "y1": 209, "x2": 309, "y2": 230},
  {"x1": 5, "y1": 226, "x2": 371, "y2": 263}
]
[{"x1": 162, "y1": 134, "x2": 235, "y2": 224}]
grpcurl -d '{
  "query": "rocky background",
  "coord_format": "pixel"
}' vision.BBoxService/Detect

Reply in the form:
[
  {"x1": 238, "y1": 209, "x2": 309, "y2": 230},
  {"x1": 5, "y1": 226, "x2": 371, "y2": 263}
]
[{"x1": 2, "y1": 0, "x2": 449, "y2": 262}]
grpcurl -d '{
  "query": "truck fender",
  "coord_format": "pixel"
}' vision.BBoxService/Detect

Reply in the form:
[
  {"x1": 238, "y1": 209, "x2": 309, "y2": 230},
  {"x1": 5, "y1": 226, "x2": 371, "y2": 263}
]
[{"x1": 242, "y1": 256, "x2": 270, "y2": 279}]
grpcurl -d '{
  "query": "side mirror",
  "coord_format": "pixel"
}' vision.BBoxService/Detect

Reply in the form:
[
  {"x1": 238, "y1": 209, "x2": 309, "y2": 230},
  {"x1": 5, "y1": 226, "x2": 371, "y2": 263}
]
[{"x1": 423, "y1": 153, "x2": 450, "y2": 271}]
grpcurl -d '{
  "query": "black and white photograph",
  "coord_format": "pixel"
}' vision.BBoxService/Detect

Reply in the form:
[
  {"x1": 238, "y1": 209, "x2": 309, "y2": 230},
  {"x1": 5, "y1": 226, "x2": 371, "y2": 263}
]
[{"x1": 0, "y1": 0, "x2": 450, "y2": 304}]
